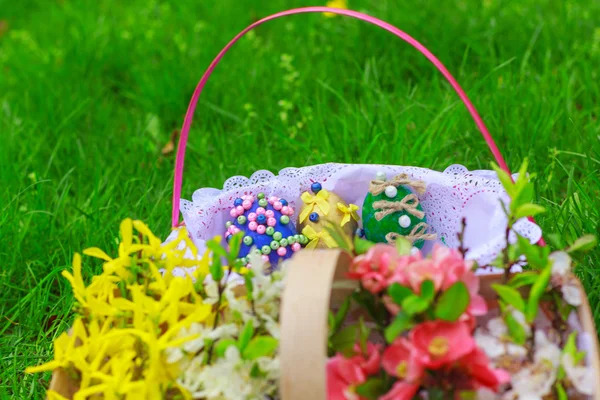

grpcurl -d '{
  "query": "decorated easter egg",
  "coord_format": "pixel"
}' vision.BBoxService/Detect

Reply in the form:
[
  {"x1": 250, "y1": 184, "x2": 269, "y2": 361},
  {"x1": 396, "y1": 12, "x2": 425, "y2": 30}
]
[
  {"x1": 224, "y1": 193, "x2": 307, "y2": 268},
  {"x1": 297, "y1": 182, "x2": 359, "y2": 249},
  {"x1": 362, "y1": 172, "x2": 436, "y2": 248}
]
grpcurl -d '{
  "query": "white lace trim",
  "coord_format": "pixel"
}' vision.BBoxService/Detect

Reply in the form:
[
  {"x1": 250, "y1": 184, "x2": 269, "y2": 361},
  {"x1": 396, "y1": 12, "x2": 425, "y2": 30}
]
[{"x1": 179, "y1": 163, "x2": 542, "y2": 273}]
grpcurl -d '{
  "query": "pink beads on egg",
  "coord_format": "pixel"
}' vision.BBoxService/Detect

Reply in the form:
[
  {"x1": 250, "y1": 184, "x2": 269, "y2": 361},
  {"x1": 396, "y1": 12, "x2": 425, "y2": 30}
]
[
  {"x1": 248, "y1": 221, "x2": 258, "y2": 231},
  {"x1": 236, "y1": 206, "x2": 244, "y2": 215},
  {"x1": 230, "y1": 226, "x2": 240, "y2": 234},
  {"x1": 256, "y1": 207, "x2": 266, "y2": 215},
  {"x1": 265, "y1": 210, "x2": 274, "y2": 218},
  {"x1": 277, "y1": 247, "x2": 287, "y2": 257},
  {"x1": 267, "y1": 217, "x2": 276, "y2": 227},
  {"x1": 229, "y1": 208, "x2": 238, "y2": 217},
  {"x1": 261, "y1": 255, "x2": 270, "y2": 263},
  {"x1": 273, "y1": 201, "x2": 282, "y2": 211},
  {"x1": 292, "y1": 243, "x2": 301, "y2": 252},
  {"x1": 242, "y1": 200, "x2": 252, "y2": 210},
  {"x1": 257, "y1": 225, "x2": 266, "y2": 234},
  {"x1": 248, "y1": 213, "x2": 257, "y2": 222},
  {"x1": 281, "y1": 206, "x2": 290, "y2": 215},
  {"x1": 269, "y1": 196, "x2": 278, "y2": 205}
]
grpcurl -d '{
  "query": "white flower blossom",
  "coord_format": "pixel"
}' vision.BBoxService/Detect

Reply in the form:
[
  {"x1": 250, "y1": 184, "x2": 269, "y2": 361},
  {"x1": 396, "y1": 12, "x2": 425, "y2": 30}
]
[
  {"x1": 562, "y1": 353, "x2": 594, "y2": 395},
  {"x1": 475, "y1": 317, "x2": 527, "y2": 360},
  {"x1": 549, "y1": 251, "x2": 571, "y2": 277},
  {"x1": 179, "y1": 346, "x2": 278, "y2": 400},
  {"x1": 505, "y1": 331, "x2": 561, "y2": 400},
  {"x1": 165, "y1": 322, "x2": 239, "y2": 364},
  {"x1": 561, "y1": 281, "x2": 582, "y2": 306}
]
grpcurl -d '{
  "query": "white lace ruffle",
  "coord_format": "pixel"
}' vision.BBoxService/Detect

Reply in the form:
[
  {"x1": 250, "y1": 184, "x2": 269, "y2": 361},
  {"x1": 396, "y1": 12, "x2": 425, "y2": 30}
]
[{"x1": 180, "y1": 163, "x2": 542, "y2": 274}]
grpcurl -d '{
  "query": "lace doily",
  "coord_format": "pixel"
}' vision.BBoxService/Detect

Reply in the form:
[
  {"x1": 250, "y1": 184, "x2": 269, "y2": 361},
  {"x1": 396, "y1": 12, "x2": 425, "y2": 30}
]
[{"x1": 179, "y1": 163, "x2": 542, "y2": 273}]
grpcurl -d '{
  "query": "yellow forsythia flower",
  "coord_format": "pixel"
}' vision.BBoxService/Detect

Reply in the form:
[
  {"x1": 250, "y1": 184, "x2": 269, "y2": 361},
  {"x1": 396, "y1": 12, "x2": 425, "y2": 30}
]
[
  {"x1": 26, "y1": 220, "x2": 213, "y2": 398},
  {"x1": 324, "y1": 0, "x2": 348, "y2": 17}
]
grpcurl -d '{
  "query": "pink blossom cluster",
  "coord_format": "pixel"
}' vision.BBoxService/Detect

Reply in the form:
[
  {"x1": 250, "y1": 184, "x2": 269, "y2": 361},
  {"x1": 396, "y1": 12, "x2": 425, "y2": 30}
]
[
  {"x1": 348, "y1": 244, "x2": 487, "y2": 322},
  {"x1": 327, "y1": 245, "x2": 509, "y2": 399}
]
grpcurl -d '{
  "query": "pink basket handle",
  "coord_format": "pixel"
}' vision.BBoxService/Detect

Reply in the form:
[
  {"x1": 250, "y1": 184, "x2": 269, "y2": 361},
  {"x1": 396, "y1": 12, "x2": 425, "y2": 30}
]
[{"x1": 172, "y1": 6, "x2": 512, "y2": 228}]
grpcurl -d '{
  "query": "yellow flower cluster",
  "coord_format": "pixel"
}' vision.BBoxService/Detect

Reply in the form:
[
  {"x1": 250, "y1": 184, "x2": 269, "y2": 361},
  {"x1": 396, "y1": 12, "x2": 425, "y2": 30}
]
[{"x1": 26, "y1": 219, "x2": 219, "y2": 400}]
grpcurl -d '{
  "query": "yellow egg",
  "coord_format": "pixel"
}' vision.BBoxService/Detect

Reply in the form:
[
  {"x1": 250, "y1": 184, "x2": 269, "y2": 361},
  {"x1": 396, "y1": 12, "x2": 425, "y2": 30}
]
[{"x1": 297, "y1": 188, "x2": 359, "y2": 249}]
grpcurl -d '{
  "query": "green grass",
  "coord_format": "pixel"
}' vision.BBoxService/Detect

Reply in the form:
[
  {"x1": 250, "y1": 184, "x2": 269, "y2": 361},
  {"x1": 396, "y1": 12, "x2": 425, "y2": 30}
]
[{"x1": 1, "y1": 0, "x2": 599, "y2": 396}]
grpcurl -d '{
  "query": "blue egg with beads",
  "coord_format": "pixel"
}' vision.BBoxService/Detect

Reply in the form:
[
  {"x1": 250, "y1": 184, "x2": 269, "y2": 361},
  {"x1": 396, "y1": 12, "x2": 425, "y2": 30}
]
[
  {"x1": 234, "y1": 198, "x2": 243, "y2": 207},
  {"x1": 311, "y1": 182, "x2": 322, "y2": 194},
  {"x1": 225, "y1": 195, "x2": 306, "y2": 268},
  {"x1": 309, "y1": 212, "x2": 320, "y2": 222}
]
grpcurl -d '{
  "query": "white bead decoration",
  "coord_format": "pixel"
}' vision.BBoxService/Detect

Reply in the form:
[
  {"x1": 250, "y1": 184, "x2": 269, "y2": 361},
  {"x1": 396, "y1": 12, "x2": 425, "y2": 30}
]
[
  {"x1": 376, "y1": 171, "x2": 387, "y2": 181},
  {"x1": 384, "y1": 185, "x2": 398, "y2": 198},
  {"x1": 398, "y1": 214, "x2": 411, "y2": 228},
  {"x1": 410, "y1": 246, "x2": 420, "y2": 255}
]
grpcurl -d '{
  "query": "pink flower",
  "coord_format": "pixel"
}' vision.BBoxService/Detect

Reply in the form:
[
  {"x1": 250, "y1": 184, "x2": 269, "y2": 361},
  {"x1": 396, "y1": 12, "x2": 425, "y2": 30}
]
[
  {"x1": 327, "y1": 355, "x2": 367, "y2": 400},
  {"x1": 431, "y1": 245, "x2": 473, "y2": 288},
  {"x1": 404, "y1": 258, "x2": 444, "y2": 293},
  {"x1": 348, "y1": 245, "x2": 399, "y2": 293},
  {"x1": 382, "y1": 338, "x2": 424, "y2": 383},
  {"x1": 432, "y1": 245, "x2": 487, "y2": 318},
  {"x1": 459, "y1": 347, "x2": 511, "y2": 392},
  {"x1": 380, "y1": 382, "x2": 420, "y2": 400},
  {"x1": 326, "y1": 343, "x2": 381, "y2": 400},
  {"x1": 351, "y1": 342, "x2": 381, "y2": 376},
  {"x1": 410, "y1": 321, "x2": 475, "y2": 369}
]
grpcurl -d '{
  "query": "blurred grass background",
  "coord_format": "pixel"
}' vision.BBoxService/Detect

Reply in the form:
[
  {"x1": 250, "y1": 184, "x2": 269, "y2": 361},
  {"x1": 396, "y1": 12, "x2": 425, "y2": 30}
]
[{"x1": 1, "y1": 0, "x2": 599, "y2": 396}]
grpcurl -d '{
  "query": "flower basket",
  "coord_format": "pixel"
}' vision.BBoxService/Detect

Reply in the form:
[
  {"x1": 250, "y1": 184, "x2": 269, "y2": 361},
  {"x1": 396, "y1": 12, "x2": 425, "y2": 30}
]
[
  {"x1": 39, "y1": 6, "x2": 599, "y2": 400},
  {"x1": 279, "y1": 249, "x2": 600, "y2": 400}
]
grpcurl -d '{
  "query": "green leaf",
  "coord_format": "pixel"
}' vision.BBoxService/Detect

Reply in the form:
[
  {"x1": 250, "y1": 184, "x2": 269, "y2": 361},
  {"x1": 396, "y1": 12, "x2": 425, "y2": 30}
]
[
  {"x1": 384, "y1": 312, "x2": 412, "y2": 343},
  {"x1": 352, "y1": 290, "x2": 388, "y2": 327},
  {"x1": 504, "y1": 310, "x2": 527, "y2": 345},
  {"x1": 324, "y1": 222, "x2": 353, "y2": 253},
  {"x1": 330, "y1": 325, "x2": 359, "y2": 356},
  {"x1": 388, "y1": 283, "x2": 413, "y2": 306},
  {"x1": 244, "y1": 272, "x2": 254, "y2": 300},
  {"x1": 355, "y1": 378, "x2": 387, "y2": 400},
  {"x1": 242, "y1": 336, "x2": 278, "y2": 360},
  {"x1": 508, "y1": 272, "x2": 539, "y2": 288},
  {"x1": 556, "y1": 382, "x2": 567, "y2": 400},
  {"x1": 206, "y1": 239, "x2": 228, "y2": 258},
  {"x1": 492, "y1": 163, "x2": 516, "y2": 198},
  {"x1": 526, "y1": 263, "x2": 552, "y2": 323},
  {"x1": 567, "y1": 234, "x2": 598, "y2": 254},
  {"x1": 214, "y1": 339, "x2": 237, "y2": 358},
  {"x1": 227, "y1": 232, "x2": 244, "y2": 263},
  {"x1": 210, "y1": 256, "x2": 224, "y2": 282},
  {"x1": 492, "y1": 284, "x2": 526, "y2": 313},
  {"x1": 420, "y1": 280, "x2": 435, "y2": 302},
  {"x1": 332, "y1": 296, "x2": 352, "y2": 335},
  {"x1": 402, "y1": 295, "x2": 430, "y2": 316},
  {"x1": 238, "y1": 319, "x2": 254, "y2": 352},
  {"x1": 249, "y1": 362, "x2": 264, "y2": 378},
  {"x1": 357, "y1": 318, "x2": 370, "y2": 354},
  {"x1": 395, "y1": 236, "x2": 412, "y2": 256},
  {"x1": 514, "y1": 203, "x2": 546, "y2": 220},
  {"x1": 517, "y1": 234, "x2": 545, "y2": 270},
  {"x1": 354, "y1": 237, "x2": 375, "y2": 255},
  {"x1": 434, "y1": 281, "x2": 469, "y2": 321},
  {"x1": 563, "y1": 331, "x2": 586, "y2": 364},
  {"x1": 511, "y1": 181, "x2": 534, "y2": 214}
]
